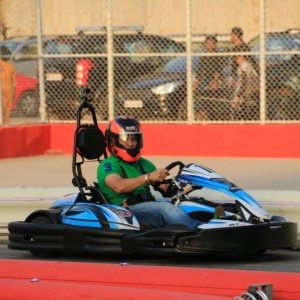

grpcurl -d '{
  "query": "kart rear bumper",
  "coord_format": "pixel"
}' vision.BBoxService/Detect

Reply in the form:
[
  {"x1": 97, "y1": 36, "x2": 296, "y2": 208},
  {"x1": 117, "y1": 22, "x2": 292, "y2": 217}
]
[{"x1": 8, "y1": 221, "x2": 130, "y2": 255}]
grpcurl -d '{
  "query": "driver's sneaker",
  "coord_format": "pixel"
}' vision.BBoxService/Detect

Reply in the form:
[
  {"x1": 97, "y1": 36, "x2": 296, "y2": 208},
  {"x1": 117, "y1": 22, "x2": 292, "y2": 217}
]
[
  {"x1": 213, "y1": 204, "x2": 225, "y2": 219},
  {"x1": 197, "y1": 219, "x2": 251, "y2": 229}
]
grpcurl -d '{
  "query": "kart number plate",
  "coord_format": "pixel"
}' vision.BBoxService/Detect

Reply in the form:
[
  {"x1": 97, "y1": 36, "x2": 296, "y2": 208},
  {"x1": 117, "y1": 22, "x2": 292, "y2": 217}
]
[
  {"x1": 123, "y1": 100, "x2": 143, "y2": 108},
  {"x1": 46, "y1": 73, "x2": 63, "y2": 81}
]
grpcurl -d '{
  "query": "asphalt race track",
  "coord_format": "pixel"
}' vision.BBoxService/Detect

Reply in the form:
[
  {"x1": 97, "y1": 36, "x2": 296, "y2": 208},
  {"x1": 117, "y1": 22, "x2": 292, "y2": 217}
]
[{"x1": 1, "y1": 244, "x2": 300, "y2": 273}]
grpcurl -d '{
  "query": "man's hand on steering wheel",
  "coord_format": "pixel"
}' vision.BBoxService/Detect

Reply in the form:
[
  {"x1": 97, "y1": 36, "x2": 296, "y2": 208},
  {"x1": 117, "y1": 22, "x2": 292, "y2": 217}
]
[
  {"x1": 148, "y1": 168, "x2": 170, "y2": 184},
  {"x1": 152, "y1": 161, "x2": 186, "y2": 198}
]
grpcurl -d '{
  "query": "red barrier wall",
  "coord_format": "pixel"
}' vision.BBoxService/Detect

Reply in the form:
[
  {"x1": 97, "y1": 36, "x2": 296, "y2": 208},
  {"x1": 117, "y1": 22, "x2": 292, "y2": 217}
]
[
  {"x1": 50, "y1": 123, "x2": 75, "y2": 153},
  {"x1": 0, "y1": 124, "x2": 51, "y2": 159},
  {"x1": 142, "y1": 124, "x2": 300, "y2": 157},
  {"x1": 0, "y1": 260, "x2": 299, "y2": 299},
  {"x1": 1, "y1": 123, "x2": 300, "y2": 159}
]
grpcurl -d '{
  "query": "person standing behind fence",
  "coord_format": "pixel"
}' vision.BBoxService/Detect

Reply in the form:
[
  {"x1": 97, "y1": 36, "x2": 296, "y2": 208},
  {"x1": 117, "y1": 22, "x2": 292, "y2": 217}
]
[
  {"x1": 231, "y1": 27, "x2": 249, "y2": 50},
  {"x1": 230, "y1": 26, "x2": 258, "y2": 76},
  {"x1": 195, "y1": 35, "x2": 223, "y2": 93},
  {"x1": 194, "y1": 35, "x2": 225, "y2": 119},
  {"x1": 230, "y1": 45, "x2": 259, "y2": 120},
  {"x1": 0, "y1": 46, "x2": 16, "y2": 126}
]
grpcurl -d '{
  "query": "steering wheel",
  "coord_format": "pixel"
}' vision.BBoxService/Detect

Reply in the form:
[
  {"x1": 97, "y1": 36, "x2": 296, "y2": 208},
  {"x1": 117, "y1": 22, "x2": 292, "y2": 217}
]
[{"x1": 152, "y1": 161, "x2": 185, "y2": 194}]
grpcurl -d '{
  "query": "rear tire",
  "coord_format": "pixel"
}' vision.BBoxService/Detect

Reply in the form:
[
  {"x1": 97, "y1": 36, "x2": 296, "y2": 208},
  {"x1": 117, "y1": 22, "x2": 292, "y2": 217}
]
[{"x1": 29, "y1": 216, "x2": 59, "y2": 258}]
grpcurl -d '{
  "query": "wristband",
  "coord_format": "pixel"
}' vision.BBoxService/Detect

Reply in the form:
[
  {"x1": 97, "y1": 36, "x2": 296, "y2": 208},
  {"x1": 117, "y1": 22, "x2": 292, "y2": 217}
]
[{"x1": 145, "y1": 173, "x2": 151, "y2": 185}]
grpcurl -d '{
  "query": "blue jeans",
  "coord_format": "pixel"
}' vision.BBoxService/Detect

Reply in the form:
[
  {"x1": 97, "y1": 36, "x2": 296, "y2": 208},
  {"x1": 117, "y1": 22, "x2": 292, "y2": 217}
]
[{"x1": 129, "y1": 200, "x2": 201, "y2": 229}]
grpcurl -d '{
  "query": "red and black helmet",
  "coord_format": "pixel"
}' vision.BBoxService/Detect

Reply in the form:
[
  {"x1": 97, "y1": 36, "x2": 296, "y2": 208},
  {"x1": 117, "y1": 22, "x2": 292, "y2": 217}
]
[{"x1": 105, "y1": 116, "x2": 143, "y2": 162}]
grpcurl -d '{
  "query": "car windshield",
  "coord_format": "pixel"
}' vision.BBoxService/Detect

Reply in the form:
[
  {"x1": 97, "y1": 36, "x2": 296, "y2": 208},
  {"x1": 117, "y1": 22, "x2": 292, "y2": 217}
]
[
  {"x1": 44, "y1": 37, "x2": 79, "y2": 54},
  {"x1": 248, "y1": 33, "x2": 300, "y2": 62},
  {"x1": 0, "y1": 40, "x2": 22, "y2": 53},
  {"x1": 249, "y1": 35, "x2": 298, "y2": 51},
  {"x1": 155, "y1": 40, "x2": 185, "y2": 53},
  {"x1": 162, "y1": 56, "x2": 200, "y2": 73}
]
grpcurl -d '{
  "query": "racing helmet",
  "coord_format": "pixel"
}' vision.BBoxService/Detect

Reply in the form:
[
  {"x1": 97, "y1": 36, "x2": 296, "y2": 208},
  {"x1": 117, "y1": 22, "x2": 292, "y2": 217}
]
[{"x1": 105, "y1": 116, "x2": 143, "y2": 162}]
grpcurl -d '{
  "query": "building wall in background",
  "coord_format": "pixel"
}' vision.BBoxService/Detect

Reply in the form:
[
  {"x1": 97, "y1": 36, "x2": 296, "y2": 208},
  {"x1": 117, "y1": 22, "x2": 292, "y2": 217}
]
[{"x1": 0, "y1": 0, "x2": 299, "y2": 41}]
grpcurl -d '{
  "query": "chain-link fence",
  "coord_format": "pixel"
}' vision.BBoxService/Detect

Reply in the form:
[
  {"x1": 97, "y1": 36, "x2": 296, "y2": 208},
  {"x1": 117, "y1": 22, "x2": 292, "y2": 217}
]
[{"x1": 0, "y1": 0, "x2": 299, "y2": 125}]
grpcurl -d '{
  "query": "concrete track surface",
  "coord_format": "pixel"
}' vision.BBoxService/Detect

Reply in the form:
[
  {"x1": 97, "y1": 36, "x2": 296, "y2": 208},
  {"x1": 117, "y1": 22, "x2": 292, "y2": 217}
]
[
  {"x1": 1, "y1": 154, "x2": 300, "y2": 189},
  {"x1": 1, "y1": 154, "x2": 300, "y2": 225}
]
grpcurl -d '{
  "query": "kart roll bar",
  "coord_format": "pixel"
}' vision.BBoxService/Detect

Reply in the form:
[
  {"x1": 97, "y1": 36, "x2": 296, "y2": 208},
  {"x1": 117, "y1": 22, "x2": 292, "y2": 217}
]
[{"x1": 71, "y1": 88, "x2": 107, "y2": 202}]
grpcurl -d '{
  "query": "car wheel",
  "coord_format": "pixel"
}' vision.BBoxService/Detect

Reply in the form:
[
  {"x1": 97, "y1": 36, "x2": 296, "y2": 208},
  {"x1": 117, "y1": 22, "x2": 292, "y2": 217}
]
[
  {"x1": 176, "y1": 101, "x2": 186, "y2": 120},
  {"x1": 19, "y1": 90, "x2": 39, "y2": 117},
  {"x1": 29, "y1": 215, "x2": 59, "y2": 258}
]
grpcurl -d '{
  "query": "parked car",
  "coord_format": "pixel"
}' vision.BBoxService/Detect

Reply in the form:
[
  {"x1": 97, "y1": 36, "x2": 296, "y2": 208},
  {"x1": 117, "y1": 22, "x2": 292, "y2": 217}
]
[
  {"x1": 248, "y1": 29, "x2": 300, "y2": 86},
  {"x1": 116, "y1": 29, "x2": 300, "y2": 122},
  {"x1": 1, "y1": 36, "x2": 82, "y2": 117},
  {"x1": 248, "y1": 29, "x2": 300, "y2": 119},
  {"x1": 115, "y1": 56, "x2": 199, "y2": 120},
  {"x1": 12, "y1": 73, "x2": 39, "y2": 117},
  {"x1": 115, "y1": 40, "x2": 232, "y2": 121},
  {"x1": 168, "y1": 33, "x2": 232, "y2": 53},
  {"x1": 44, "y1": 27, "x2": 186, "y2": 119},
  {"x1": 0, "y1": 37, "x2": 40, "y2": 117}
]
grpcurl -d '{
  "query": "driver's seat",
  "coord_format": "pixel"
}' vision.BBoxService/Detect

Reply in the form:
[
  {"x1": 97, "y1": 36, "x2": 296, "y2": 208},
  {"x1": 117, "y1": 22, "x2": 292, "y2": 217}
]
[{"x1": 72, "y1": 89, "x2": 107, "y2": 204}]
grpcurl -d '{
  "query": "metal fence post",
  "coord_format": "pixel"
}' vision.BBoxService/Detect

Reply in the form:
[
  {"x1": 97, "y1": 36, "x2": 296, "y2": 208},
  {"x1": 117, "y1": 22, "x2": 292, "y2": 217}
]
[
  {"x1": 259, "y1": 0, "x2": 266, "y2": 124},
  {"x1": 186, "y1": 0, "x2": 193, "y2": 124},
  {"x1": 107, "y1": 0, "x2": 114, "y2": 121},
  {"x1": 36, "y1": 0, "x2": 46, "y2": 123}
]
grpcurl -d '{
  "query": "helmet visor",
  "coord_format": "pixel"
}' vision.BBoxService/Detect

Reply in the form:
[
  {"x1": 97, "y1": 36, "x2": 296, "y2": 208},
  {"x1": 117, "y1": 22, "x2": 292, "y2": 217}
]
[
  {"x1": 119, "y1": 131, "x2": 142, "y2": 143},
  {"x1": 118, "y1": 131, "x2": 143, "y2": 158}
]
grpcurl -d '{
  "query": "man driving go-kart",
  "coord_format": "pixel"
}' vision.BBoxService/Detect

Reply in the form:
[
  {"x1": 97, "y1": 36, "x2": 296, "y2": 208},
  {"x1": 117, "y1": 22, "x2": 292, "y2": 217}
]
[
  {"x1": 97, "y1": 115, "x2": 202, "y2": 229},
  {"x1": 7, "y1": 88, "x2": 297, "y2": 257}
]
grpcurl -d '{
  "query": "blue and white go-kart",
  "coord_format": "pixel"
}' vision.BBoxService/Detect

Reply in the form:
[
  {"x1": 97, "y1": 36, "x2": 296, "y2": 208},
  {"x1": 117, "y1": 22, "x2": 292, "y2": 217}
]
[{"x1": 8, "y1": 90, "x2": 298, "y2": 257}]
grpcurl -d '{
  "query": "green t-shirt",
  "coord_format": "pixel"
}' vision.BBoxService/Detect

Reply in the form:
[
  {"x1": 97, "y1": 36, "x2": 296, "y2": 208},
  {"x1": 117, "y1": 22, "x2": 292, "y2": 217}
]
[{"x1": 97, "y1": 155, "x2": 156, "y2": 206}]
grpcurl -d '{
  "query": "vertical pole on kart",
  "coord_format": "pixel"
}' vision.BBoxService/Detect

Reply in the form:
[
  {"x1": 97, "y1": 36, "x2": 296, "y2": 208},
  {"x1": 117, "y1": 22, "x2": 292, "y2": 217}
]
[
  {"x1": 36, "y1": 0, "x2": 46, "y2": 122},
  {"x1": 107, "y1": 0, "x2": 114, "y2": 120},
  {"x1": 259, "y1": 0, "x2": 266, "y2": 124},
  {"x1": 185, "y1": 0, "x2": 194, "y2": 124}
]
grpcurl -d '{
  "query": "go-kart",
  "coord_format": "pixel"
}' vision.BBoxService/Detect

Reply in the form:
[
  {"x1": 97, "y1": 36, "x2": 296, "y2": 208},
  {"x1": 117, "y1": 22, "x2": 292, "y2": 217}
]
[{"x1": 8, "y1": 89, "x2": 298, "y2": 257}]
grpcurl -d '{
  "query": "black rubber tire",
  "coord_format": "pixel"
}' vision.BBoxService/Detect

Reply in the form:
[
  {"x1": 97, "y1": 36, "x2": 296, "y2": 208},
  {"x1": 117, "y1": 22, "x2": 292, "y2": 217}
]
[
  {"x1": 29, "y1": 216, "x2": 60, "y2": 258},
  {"x1": 19, "y1": 91, "x2": 39, "y2": 117},
  {"x1": 243, "y1": 249, "x2": 268, "y2": 256}
]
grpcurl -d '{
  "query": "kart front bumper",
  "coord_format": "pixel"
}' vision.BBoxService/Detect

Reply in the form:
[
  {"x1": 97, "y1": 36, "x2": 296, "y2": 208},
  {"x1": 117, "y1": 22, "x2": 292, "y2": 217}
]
[{"x1": 122, "y1": 221, "x2": 298, "y2": 255}]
